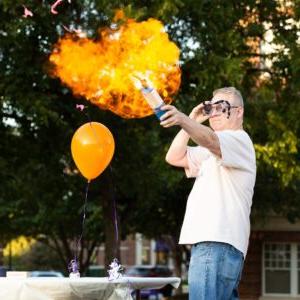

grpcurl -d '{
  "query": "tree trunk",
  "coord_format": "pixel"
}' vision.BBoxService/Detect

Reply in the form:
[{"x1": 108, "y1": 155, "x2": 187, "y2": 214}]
[{"x1": 165, "y1": 235, "x2": 184, "y2": 294}]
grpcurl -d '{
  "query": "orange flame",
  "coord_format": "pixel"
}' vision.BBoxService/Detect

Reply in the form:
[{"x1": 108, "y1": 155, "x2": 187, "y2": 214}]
[{"x1": 49, "y1": 16, "x2": 181, "y2": 118}]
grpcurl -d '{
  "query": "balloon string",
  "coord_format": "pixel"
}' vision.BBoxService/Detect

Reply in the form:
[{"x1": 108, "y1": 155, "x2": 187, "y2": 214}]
[
  {"x1": 78, "y1": 107, "x2": 119, "y2": 256},
  {"x1": 109, "y1": 165, "x2": 119, "y2": 248},
  {"x1": 74, "y1": 180, "x2": 90, "y2": 263},
  {"x1": 84, "y1": 110, "x2": 92, "y2": 124}
]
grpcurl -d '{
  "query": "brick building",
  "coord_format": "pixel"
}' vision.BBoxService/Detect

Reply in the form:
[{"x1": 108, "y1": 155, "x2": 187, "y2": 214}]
[
  {"x1": 91, "y1": 233, "x2": 173, "y2": 276},
  {"x1": 240, "y1": 216, "x2": 300, "y2": 300}
]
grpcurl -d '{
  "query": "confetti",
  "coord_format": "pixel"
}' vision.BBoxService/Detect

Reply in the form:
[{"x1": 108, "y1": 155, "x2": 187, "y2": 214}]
[
  {"x1": 62, "y1": 26, "x2": 86, "y2": 37},
  {"x1": 22, "y1": 5, "x2": 33, "y2": 18},
  {"x1": 51, "y1": 0, "x2": 64, "y2": 15},
  {"x1": 76, "y1": 104, "x2": 85, "y2": 111},
  {"x1": 62, "y1": 25, "x2": 72, "y2": 32}
]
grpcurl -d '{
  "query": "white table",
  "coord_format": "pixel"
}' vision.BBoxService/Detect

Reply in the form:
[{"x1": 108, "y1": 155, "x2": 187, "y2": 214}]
[{"x1": 0, "y1": 277, "x2": 181, "y2": 300}]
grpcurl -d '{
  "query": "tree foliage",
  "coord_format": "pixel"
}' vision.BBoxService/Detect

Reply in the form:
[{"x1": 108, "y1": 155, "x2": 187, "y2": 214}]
[{"x1": 0, "y1": 0, "x2": 299, "y2": 274}]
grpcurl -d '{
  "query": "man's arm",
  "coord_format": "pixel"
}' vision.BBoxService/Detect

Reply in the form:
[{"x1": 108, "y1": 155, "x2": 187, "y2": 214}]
[
  {"x1": 165, "y1": 129, "x2": 190, "y2": 168},
  {"x1": 179, "y1": 116, "x2": 221, "y2": 158},
  {"x1": 161, "y1": 105, "x2": 221, "y2": 158}
]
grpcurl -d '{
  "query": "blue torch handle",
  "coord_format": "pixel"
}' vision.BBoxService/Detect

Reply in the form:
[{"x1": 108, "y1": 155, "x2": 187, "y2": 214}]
[{"x1": 154, "y1": 104, "x2": 166, "y2": 120}]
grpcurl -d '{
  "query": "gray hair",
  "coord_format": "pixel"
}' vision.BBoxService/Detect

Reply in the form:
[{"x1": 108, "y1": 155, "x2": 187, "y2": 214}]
[{"x1": 213, "y1": 87, "x2": 244, "y2": 107}]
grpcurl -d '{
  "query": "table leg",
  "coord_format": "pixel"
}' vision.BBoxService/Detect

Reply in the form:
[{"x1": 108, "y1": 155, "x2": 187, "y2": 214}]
[{"x1": 135, "y1": 289, "x2": 141, "y2": 300}]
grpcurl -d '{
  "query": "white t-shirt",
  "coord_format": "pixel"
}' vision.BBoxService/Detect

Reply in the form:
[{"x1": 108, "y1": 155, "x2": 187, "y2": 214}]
[{"x1": 179, "y1": 130, "x2": 256, "y2": 257}]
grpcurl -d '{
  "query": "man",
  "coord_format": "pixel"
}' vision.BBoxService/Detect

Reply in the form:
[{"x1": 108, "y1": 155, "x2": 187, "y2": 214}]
[{"x1": 160, "y1": 87, "x2": 256, "y2": 300}]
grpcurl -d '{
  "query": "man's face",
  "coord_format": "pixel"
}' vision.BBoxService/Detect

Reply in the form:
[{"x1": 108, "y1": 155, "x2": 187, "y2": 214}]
[{"x1": 208, "y1": 92, "x2": 243, "y2": 131}]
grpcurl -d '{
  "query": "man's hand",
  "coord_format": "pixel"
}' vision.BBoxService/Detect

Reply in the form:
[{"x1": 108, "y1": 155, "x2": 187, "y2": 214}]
[
  {"x1": 189, "y1": 103, "x2": 209, "y2": 123},
  {"x1": 160, "y1": 105, "x2": 186, "y2": 128}
]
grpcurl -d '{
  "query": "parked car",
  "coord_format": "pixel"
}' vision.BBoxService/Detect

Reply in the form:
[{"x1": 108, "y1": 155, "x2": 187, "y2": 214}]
[
  {"x1": 30, "y1": 271, "x2": 64, "y2": 277},
  {"x1": 0, "y1": 267, "x2": 8, "y2": 277},
  {"x1": 125, "y1": 265, "x2": 173, "y2": 299}
]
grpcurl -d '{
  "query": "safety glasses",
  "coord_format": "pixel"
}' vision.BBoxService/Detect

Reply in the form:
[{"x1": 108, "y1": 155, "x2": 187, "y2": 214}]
[{"x1": 202, "y1": 100, "x2": 239, "y2": 118}]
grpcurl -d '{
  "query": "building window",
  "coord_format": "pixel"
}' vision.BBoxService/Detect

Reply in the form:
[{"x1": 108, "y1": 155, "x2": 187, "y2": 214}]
[
  {"x1": 264, "y1": 243, "x2": 291, "y2": 294},
  {"x1": 135, "y1": 233, "x2": 154, "y2": 265},
  {"x1": 142, "y1": 243, "x2": 151, "y2": 264}
]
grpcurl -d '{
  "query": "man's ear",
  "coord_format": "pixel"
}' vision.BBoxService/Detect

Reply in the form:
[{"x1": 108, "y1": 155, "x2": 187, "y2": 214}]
[{"x1": 238, "y1": 107, "x2": 244, "y2": 118}]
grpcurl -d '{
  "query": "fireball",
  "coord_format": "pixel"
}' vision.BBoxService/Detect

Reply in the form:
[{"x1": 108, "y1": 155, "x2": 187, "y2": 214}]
[{"x1": 49, "y1": 16, "x2": 181, "y2": 118}]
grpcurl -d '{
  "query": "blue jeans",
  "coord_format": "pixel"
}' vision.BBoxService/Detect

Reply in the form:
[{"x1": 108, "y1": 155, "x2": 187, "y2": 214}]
[{"x1": 188, "y1": 242, "x2": 244, "y2": 300}]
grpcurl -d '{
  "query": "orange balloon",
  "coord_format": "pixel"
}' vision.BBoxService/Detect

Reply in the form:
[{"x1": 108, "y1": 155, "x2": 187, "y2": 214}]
[{"x1": 71, "y1": 122, "x2": 115, "y2": 181}]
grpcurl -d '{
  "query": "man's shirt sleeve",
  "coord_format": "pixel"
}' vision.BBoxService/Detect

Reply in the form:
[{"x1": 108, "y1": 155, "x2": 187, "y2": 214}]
[
  {"x1": 215, "y1": 130, "x2": 256, "y2": 171},
  {"x1": 185, "y1": 146, "x2": 210, "y2": 178}
]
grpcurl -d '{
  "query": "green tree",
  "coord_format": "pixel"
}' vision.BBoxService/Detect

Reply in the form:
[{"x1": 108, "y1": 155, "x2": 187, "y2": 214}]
[{"x1": 0, "y1": 0, "x2": 299, "y2": 278}]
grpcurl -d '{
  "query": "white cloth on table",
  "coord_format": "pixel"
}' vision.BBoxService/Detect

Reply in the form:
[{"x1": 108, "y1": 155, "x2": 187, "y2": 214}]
[{"x1": 0, "y1": 277, "x2": 181, "y2": 300}]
